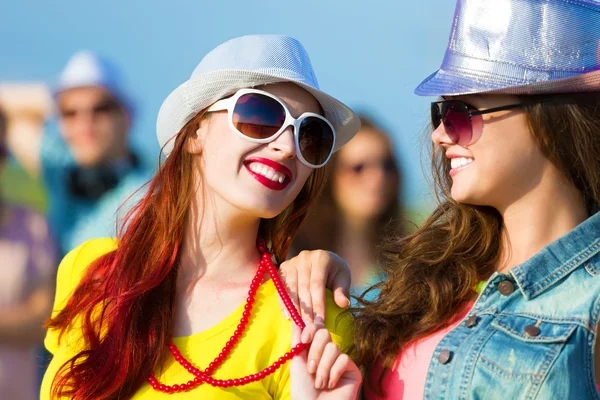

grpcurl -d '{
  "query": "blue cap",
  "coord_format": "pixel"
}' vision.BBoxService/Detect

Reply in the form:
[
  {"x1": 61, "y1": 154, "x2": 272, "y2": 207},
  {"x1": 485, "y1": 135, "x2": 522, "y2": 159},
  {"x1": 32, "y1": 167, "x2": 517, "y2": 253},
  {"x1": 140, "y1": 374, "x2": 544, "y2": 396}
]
[{"x1": 55, "y1": 51, "x2": 133, "y2": 111}]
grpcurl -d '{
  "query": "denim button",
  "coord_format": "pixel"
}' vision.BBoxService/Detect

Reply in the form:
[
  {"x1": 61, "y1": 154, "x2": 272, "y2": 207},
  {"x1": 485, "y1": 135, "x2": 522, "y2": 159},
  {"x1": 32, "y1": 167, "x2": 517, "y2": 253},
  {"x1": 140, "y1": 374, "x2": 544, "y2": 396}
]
[
  {"x1": 438, "y1": 349, "x2": 451, "y2": 364},
  {"x1": 524, "y1": 325, "x2": 541, "y2": 337},
  {"x1": 465, "y1": 315, "x2": 478, "y2": 328},
  {"x1": 498, "y1": 280, "x2": 515, "y2": 296}
]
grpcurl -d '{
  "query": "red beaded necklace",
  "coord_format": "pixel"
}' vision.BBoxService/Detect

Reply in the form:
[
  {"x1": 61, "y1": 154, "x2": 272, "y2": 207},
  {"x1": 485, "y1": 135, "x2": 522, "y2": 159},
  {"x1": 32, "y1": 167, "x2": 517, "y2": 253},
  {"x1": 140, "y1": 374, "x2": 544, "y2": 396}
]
[{"x1": 148, "y1": 238, "x2": 307, "y2": 394}]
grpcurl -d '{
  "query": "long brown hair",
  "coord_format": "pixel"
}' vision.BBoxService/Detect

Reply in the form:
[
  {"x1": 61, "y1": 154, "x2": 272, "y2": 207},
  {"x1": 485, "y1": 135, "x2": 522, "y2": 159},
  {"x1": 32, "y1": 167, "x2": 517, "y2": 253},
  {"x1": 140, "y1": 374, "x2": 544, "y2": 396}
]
[
  {"x1": 352, "y1": 92, "x2": 600, "y2": 393},
  {"x1": 292, "y1": 115, "x2": 403, "y2": 258},
  {"x1": 47, "y1": 108, "x2": 327, "y2": 399}
]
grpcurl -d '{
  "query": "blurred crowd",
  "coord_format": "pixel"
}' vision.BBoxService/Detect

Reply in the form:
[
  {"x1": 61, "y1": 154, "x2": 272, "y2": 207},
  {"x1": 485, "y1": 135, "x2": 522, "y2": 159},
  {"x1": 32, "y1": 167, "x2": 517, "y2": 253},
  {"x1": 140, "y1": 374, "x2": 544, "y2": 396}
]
[{"x1": 0, "y1": 51, "x2": 405, "y2": 398}]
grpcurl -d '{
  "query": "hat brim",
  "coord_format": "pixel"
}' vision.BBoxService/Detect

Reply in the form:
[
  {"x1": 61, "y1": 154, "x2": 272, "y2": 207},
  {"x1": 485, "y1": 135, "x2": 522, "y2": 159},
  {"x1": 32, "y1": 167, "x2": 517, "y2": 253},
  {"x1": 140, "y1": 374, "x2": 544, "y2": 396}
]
[
  {"x1": 415, "y1": 68, "x2": 600, "y2": 97},
  {"x1": 157, "y1": 70, "x2": 360, "y2": 156}
]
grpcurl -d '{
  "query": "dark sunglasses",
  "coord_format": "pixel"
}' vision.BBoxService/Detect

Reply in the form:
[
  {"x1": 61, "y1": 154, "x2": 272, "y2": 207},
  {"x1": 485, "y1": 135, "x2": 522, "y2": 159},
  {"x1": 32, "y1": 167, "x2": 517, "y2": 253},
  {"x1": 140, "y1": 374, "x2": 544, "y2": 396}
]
[
  {"x1": 207, "y1": 88, "x2": 336, "y2": 168},
  {"x1": 343, "y1": 158, "x2": 396, "y2": 175},
  {"x1": 430, "y1": 100, "x2": 529, "y2": 146},
  {"x1": 60, "y1": 100, "x2": 121, "y2": 120}
]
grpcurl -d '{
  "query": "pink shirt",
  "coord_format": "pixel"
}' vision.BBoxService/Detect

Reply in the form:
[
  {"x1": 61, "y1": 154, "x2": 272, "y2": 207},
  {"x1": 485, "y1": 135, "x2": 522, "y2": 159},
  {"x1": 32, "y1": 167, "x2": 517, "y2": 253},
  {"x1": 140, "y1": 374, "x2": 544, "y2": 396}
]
[{"x1": 364, "y1": 303, "x2": 473, "y2": 400}]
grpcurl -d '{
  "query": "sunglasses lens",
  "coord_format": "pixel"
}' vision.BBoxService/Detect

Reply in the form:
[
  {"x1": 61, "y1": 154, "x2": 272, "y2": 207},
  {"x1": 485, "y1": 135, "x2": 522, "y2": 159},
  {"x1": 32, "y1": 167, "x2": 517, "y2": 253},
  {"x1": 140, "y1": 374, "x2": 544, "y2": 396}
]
[
  {"x1": 298, "y1": 117, "x2": 335, "y2": 166},
  {"x1": 233, "y1": 94, "x2": 286, "y2": 139},
  {"x1": 230, "y1": 92, "x2": 334, "y2": 167},
  {"x1": 441, "y1": 102, "x2": 472, "y2": 146},
  {"x1": 94, "y1": 101, "x2": 119, "y2": 115},
  {"x1": 351, "y1": 163, "x2": 365, "y2": 174},
  {"x1": 431, "y1": 104, "x2": 442, "y2": 129},
  {"x1": 383, "y1": 158, "x2": 396, "y2": 173}
]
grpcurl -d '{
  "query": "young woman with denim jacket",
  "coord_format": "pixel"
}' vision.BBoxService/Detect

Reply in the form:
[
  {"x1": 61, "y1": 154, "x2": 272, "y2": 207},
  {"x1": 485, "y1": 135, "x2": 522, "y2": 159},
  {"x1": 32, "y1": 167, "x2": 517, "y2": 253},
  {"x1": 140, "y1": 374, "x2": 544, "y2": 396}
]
[{"x1": 279, "y1": 0, "x2": 600, "y2": 398}]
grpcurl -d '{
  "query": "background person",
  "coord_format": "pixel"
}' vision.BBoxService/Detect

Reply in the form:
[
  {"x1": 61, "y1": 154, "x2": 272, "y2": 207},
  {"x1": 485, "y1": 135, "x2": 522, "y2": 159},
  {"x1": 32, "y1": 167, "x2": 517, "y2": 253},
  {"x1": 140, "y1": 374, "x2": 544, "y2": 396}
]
[
  {"x1": 0, "y1": 51, "x2": 150, "y2": 257},
  {"x1": 0, "y1": 104, "x2": 58, "y2": 400},
  {"x1": 292, "y1": 114, "x2": 402, "y2": 303}
]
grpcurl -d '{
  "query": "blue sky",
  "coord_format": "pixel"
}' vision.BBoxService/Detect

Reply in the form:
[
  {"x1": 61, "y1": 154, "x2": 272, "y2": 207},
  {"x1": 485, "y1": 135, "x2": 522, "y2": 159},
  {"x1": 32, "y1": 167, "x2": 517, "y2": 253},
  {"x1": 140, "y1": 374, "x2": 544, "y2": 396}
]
[{"x1": 1, "y1": 0, "x2": 456, "y2": 210}]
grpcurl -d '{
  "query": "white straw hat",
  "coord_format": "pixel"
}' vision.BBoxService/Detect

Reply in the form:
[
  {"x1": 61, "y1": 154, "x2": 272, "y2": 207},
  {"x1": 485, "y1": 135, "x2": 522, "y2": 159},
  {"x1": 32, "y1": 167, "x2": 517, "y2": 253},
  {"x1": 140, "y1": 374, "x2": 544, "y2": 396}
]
[{"x1": 156, "y1": 34, "x2": 360, "y2": 156}]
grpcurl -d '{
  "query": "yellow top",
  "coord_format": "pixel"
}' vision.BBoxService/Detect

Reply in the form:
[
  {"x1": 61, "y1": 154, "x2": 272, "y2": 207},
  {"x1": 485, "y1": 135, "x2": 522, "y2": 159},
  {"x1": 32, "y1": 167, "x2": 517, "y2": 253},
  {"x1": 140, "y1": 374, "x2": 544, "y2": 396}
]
[{"x1": 41, "y1": 238, "x2": 353, "y2": 399}]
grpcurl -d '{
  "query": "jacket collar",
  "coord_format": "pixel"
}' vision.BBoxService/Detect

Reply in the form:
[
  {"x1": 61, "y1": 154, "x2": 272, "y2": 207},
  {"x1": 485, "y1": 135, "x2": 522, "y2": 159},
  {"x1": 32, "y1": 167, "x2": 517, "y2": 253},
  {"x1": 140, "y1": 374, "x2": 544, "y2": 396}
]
[{"x1": 510, "y1": 212, "x2": 600, "y2": 300}]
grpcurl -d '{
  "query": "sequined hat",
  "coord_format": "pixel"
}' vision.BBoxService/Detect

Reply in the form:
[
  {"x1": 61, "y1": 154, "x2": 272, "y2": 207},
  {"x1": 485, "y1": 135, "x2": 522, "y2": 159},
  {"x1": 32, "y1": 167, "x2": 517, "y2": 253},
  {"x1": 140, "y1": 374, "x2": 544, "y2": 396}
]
[{"x1": 415, "y1": 0, "x2": 600, "y2": 96}]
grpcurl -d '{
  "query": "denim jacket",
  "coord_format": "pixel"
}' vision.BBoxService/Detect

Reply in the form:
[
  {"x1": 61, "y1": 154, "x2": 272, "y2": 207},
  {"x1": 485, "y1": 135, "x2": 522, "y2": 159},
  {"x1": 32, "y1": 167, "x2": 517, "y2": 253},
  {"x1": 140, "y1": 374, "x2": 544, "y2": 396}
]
[{"x1": 424, "y1": 212, "x2": 600, "y2": 399}]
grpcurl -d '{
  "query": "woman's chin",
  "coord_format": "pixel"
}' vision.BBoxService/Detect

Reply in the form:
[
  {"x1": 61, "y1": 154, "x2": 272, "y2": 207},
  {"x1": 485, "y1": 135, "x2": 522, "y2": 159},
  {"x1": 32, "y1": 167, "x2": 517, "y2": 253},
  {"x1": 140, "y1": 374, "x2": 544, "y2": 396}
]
[
  {"x1": 450, "y1": 192, "x2": 495, "y2": 209},
  {"x1": 450, "y1": 184, "x2": 487, "y2": 207},
  {"x1": 248, "y1": 203, "x2": 290, "y2": 220}
]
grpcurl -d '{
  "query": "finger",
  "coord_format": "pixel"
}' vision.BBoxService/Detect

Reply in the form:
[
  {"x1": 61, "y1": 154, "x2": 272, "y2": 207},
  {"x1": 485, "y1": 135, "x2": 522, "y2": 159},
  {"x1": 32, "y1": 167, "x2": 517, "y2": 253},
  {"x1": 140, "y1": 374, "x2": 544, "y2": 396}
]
[
  {"x1": 297, "y1": 263, "x2": 315, "y2": 324},
  {"x1": 290, "y1": 324, "x2": 307, "y2": 375},
  {"x1": 300, "y1": 321, "x2": 325, "y2": 345},
  {"x1": 314, "y1": 342, "x2": 340, "y2": 390},
  {"x1": 308, "y1": 251, "x2": 329, "y2": 321},
  {"x1": 305, "y1": 326, "x2": 330, "y2": 374},
  {"x1": 277, "y1": 269, "x2": 290, "y2": 320},
  {"x1": 291, "y1": 324, "x2": 308, "y2": 364},
  {"x1": 333, "y1": 287, "x2": 351, "y2": 309},
  {"x1": 280, "y1": 264, "x2": 300, "y2": 319},
  {"x1": 290, "y1": 251, "x2": 315, "y2": 323},
  {"x1": 328, "y1": 258, "x2": 352, "y2": 309},
  {"x1": 327, "y1": 354, "x2": 361, "y2": 389},
  {"x1": 277, "y1": 294, "x2": 290, "y2": 319},
  {"x1": 291, "y1": 323, "x2": 302, "y2": 348}
]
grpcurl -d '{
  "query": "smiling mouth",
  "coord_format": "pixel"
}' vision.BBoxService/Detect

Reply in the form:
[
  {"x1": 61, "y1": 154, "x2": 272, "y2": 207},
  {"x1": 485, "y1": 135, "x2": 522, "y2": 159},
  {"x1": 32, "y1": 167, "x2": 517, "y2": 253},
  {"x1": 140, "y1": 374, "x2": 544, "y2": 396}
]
[
  {"x1": 248, "y1": 163, "x2": 288, "y2": 183},
  {"x1": 450, "y1": 157, "x2": 474, "y2": 169},
  {"x1": 243, "y1": 158, "x2": 292, "y2": 191},
  {"x1": 449, "y1": 157, "x2": 474, "y2": 177}
]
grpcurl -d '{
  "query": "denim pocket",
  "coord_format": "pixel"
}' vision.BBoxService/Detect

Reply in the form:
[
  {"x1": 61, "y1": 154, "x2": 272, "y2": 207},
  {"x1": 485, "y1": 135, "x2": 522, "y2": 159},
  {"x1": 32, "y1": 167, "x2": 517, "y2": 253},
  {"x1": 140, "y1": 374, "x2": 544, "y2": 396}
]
[{"x1": 475, "y1": 315, "x2": 576, "y2": 382}]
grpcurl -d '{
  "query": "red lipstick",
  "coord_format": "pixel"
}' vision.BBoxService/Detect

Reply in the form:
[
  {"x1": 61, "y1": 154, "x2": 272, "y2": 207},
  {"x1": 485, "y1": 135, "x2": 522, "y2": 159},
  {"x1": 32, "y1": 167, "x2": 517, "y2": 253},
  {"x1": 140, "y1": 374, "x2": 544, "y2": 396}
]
[{"x1": 244, "y1": 158, "x2": 293, "y2": 191}]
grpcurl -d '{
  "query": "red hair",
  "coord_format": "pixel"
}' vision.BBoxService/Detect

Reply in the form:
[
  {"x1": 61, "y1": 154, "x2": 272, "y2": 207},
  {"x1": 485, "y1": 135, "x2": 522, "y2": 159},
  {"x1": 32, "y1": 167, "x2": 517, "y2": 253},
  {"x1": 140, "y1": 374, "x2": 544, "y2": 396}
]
[{"x1": 47, "y1": 110, "x2": 327, "y2": 399}]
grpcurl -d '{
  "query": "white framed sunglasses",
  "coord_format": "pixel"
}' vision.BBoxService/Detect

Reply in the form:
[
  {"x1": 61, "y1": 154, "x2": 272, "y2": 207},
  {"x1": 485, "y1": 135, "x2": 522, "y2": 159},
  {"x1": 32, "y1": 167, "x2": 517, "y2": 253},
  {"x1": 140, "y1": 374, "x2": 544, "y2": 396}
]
[{"x1": 206, "y1": 88, "x2": 336, "y2": 168}]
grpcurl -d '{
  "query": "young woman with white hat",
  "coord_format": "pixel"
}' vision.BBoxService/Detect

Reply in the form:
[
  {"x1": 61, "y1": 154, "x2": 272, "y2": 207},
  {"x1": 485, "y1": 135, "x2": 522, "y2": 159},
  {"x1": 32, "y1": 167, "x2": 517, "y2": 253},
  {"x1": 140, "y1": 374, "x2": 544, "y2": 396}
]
[
  {"x1": 40, "y1": 34, "x2": 362, "y2": 399},
  {"x1": 281, "y1": 0, "x2": 600, "y2": 398}
]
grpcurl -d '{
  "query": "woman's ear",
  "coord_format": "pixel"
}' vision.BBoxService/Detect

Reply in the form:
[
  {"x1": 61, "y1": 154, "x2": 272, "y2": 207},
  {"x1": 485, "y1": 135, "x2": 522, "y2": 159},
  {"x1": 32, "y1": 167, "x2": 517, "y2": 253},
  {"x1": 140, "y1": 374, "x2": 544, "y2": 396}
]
[{"x1": 185, "y1": 116, "x2": 210, "y2": 155}]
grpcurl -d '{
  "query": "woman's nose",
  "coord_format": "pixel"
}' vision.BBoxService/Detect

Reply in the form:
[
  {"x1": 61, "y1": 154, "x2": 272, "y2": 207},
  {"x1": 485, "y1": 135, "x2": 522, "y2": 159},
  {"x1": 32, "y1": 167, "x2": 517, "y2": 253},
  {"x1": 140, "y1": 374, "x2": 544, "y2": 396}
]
[
  {"x1": 431, "y1": 123, "x2": 453, "y2": 147},
  {"x1": 267, "y1": 126, "x2": 296, "y2": 159}
]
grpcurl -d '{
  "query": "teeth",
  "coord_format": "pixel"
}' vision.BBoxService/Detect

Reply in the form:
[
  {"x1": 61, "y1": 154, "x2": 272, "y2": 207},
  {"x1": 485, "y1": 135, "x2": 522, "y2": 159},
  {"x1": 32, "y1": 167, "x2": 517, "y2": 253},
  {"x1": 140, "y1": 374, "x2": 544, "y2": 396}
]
[
  {"x1": 248, "y1": 162, "x2": 288, "y2": 183},
  {"x1": 450, "y1": 157, "x2": 474, "y2": 169}
]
